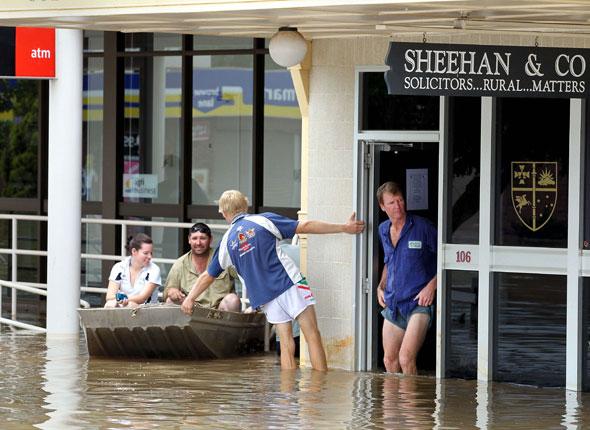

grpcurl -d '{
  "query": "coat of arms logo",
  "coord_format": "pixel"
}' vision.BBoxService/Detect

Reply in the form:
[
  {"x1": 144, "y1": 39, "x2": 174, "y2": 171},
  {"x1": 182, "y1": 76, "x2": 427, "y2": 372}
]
[{"x1": 511, "y1": 161, "x2": 557, "y2": 232}]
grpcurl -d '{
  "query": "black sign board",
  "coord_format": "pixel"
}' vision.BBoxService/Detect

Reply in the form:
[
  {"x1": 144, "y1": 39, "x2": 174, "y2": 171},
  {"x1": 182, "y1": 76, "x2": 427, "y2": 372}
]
[{"x1": 385, "y1": 42, "x2": 590, "y2": 98}]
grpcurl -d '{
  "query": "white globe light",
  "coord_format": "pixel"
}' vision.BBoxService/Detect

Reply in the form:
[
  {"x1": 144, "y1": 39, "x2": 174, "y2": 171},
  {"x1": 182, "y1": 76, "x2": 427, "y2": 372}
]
[{"x1": 269, "y1": 27, "x2": 308, "y2": 68}]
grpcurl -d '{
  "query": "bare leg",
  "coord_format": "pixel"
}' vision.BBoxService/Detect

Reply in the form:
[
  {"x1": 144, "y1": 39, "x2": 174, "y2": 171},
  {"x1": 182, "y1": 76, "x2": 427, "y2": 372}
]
[
  {"x1": 165, "y1": 297, "x2": 181, "y2": 304},
  {"x1": 218, "y1": 293, "x2": 241, "y2": 312},
  {"x1": 382, "y1": 319, "x2": 405, "y2": 373},
  {"x1": 104, "y1": 299, "x2": 117, "y2": 308},
  {"x1": 296, "y1": 305, "x2": 328, "y2": 371},
  {"x1": 275, "y1": 322, "x2": 297, "y2": 370},
  {"x1": 398, "y1": 313, "x2": 430, "y2": 375}
]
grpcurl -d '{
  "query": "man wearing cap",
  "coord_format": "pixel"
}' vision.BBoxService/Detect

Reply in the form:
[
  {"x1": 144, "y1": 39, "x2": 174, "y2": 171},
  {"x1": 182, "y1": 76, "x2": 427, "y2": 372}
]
[{"x1": 163, "y1": 222, "x2": 241, "y2": 311}]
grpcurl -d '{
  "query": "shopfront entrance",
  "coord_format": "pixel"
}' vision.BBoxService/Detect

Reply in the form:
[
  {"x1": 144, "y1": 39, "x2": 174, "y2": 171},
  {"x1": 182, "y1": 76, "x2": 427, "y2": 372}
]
[
  {"x1": 353, "y1": 68, "x2": 441, "y2": 372},
  {"x1": 354, "y1": 61, "x2": 590, "y2": 390},
  {"x1": 358, "y1": 138, "x2": 439, "y2": 372}
]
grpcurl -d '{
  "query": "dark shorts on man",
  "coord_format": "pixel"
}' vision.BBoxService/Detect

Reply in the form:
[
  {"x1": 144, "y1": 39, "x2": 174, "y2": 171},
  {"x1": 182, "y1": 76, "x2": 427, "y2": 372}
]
[{"x1": 381, "y1": 304, "x2": 434, "y2": 331}]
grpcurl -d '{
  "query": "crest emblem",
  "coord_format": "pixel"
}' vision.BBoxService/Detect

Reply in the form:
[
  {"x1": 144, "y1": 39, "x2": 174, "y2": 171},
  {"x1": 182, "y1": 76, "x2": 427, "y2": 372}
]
[{"x1": 511, "y1": 161, "x2": 557, "y2": 232}]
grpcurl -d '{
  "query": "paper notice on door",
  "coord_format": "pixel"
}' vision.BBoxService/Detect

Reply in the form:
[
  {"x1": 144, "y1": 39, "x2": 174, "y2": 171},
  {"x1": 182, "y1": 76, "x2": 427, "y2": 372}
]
[{"x1": 406, "y1": 168, "x2": 428, "y2": 211}]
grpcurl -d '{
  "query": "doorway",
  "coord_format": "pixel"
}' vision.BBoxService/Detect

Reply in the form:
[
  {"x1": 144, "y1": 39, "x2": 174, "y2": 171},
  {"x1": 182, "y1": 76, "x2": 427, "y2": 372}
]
[{"x1": 357, "y1": 137, "x2": 439, "y2": 372}]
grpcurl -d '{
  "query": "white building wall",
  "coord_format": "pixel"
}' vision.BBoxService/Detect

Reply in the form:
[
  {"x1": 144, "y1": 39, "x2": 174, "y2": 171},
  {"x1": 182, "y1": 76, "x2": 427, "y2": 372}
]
[
  {"x1": 307, "y1": 37, "x2": 389, "y2": 369},
  {"x1": 307, "y1": 32, "x2": 590, "y2": 370}
]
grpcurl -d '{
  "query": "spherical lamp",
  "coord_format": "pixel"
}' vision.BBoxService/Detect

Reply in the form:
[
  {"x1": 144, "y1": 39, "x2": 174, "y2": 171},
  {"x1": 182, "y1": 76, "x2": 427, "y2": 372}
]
[{"x1": 269, "y1": 27, "x2": 308, "y2": 68}]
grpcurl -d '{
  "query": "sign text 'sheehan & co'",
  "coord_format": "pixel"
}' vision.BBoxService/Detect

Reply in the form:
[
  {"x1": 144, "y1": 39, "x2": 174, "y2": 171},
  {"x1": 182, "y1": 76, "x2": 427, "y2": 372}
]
[{"x1": 385, "y1": 42, "x2": 590, "y2": 98}]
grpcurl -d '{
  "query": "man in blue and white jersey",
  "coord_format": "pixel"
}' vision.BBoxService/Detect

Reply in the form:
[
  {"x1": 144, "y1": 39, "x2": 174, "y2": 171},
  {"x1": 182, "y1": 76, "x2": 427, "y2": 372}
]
[{"x1": 181, "y1": 189, "x2": 365, "y2": 371}]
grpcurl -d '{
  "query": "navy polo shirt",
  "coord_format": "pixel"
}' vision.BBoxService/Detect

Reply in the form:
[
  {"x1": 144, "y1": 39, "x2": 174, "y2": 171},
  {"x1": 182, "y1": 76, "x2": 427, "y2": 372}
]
[{"x1": 378, "y1": 214, "x2": 437, "y2": 319}]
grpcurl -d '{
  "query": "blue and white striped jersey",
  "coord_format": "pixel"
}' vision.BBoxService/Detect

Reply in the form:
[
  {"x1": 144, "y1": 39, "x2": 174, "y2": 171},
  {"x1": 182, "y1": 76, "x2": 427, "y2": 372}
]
[{"x1": 207, "y1": 212, "x2": 302, "y2": 308}]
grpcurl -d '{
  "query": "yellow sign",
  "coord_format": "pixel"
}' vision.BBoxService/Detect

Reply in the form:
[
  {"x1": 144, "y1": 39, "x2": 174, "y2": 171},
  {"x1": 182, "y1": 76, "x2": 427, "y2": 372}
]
[{"x1": 511, "y1": 161, "x2": 557, "y2": 232}]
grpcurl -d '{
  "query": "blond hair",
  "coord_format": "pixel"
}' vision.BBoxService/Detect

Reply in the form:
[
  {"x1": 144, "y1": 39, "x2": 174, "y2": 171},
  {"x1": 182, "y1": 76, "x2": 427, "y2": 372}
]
[{"x1": 218, "y1": 190, "x2": 249, "y2": 218}]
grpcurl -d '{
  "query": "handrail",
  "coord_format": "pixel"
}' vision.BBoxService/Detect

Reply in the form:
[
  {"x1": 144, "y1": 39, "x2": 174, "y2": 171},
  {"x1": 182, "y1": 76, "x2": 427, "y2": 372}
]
[
  {"x1": 0, "y1": 214, "x2": 240, "y2": 331},
  {"x1": 0, "y1": 280, "x2": 90, "y2": 332}
]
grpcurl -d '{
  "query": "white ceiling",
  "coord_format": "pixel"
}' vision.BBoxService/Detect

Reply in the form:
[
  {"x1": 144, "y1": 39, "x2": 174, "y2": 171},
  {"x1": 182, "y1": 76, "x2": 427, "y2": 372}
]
[{"x1": 2, "y1": 1, "x2": 590, "y2": 39}]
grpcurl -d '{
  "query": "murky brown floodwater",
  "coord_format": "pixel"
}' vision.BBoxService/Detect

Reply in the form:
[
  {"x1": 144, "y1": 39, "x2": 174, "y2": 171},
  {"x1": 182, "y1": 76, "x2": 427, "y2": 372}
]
[{"x1": 1, "y1": 327, "x2": 589, "y2": 429}]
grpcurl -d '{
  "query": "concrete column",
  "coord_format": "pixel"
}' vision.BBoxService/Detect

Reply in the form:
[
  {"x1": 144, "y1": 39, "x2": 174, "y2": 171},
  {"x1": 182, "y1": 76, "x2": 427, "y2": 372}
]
[{"x1": 46, "y1": 29, "x2": 83, "y2": 336}]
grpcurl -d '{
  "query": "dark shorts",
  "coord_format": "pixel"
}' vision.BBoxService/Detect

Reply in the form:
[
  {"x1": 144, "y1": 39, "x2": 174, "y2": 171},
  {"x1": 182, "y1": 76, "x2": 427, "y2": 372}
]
[{"x1": 381, "y1": 304, "x2": 434, "y2": 331}]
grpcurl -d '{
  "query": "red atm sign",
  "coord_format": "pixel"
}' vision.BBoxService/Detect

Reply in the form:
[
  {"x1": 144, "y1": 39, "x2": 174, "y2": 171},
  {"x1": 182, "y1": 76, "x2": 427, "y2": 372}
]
[{"x1": 0, "y1": 27, "x2": 55, "y2": 79}]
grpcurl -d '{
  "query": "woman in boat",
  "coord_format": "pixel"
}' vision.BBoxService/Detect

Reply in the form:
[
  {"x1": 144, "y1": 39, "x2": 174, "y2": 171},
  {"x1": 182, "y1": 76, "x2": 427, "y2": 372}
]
[{"x1": 104, "y1": 233, "x2": 162, "y2": 308}]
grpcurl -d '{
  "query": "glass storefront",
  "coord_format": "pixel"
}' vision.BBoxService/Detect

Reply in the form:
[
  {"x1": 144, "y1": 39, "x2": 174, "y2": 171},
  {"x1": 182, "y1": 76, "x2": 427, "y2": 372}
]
[
  {"x1": 494, "y1": 273, "x2": 566, "y2": 387},
  {"x1": 446, "y1": 97, "x2": 480, "y2": 244},
  {"x1": 123, "y1": 55, "x2": 182, "y2": 204},
  {"x1": 83, "y1": 56, "x2": 103, "y2": 202},
  {"x1": 192, "y1": 55, "x2": 253, "y2": 204},
  {"x1": 360, "y1": 72, "x2": 438, "y2": 131},
  {"x1": 0, "y1": 31, "x2": 302, "y2": 304},
  {"x1": 494, "y1": 98, "x2": 569, "y2": 248},
  {"x1": 445, "y1": 270, "x2": 478, "y2": 379},
  {"x1": 263, "y1": 56, "x2": 301, "y2": 208},
  {"x1": 0, "y1": 79, "x2": 40, "y2": 198},
  {"x1": 584, "y1": 278, "x2": 590, "y2": 391}
]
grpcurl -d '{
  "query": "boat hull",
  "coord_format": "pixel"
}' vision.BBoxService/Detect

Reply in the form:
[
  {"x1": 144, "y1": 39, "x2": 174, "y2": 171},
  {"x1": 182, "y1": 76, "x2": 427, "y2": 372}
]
[{"x1": 78, "y1": 304, "x2": 267, "y2": 359}]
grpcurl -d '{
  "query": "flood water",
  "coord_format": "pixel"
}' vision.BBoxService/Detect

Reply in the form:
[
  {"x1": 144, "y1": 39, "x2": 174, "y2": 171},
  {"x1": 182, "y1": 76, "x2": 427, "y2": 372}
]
[{"x1": 1, "y1": 328, "x2": 590, "y2": 429}]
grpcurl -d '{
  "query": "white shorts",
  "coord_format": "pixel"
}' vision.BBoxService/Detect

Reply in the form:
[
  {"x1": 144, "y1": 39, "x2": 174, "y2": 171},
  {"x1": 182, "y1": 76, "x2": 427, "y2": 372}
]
[{"x1": 261, "y1": 281, "x2": 316, "y2": 324}]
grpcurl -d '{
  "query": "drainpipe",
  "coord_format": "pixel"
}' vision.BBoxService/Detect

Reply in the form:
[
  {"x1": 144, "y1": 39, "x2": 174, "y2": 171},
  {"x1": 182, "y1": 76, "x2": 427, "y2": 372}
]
[{"x1": 46, "y1": 29, "x2": 82, "y2": 337}]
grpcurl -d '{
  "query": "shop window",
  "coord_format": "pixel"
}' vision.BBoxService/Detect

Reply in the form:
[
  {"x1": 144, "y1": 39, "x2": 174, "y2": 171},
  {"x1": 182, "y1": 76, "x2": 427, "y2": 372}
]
[
  {"x1": 194, "y1": 35, "x2": 253, "y2": 51},
  {"x1": 123, "y1": 55, "x2": 182, "y2": 204},
  {"x1": 583, "y1": 278, "x2": 590, "y2": 390},
  {"x1": 445, "y1": 270, "x2": 478, "y2": 379},
  {"x1": 0, "y1": 79, "x2": 39, "y2": 198},
  {"x1": 192, "y1": 55, "x2": 253, "y2": 205},
  {"x1": 584, "y1": 98, "x2": 590, "y2": 250},
  {"x1": 446, "y1": 97, "x2": 480, "y2": 244},
  {"x1": 83, "y1": 57, "x2": 103, "y2": 202},
  {"x1": 124, "y1": 216, "x2": 180, "y2": 283},
  {"x1": 81, "y1": 215, "x2": 103, "y2": 307},
  {"x1": 359, "y1": 72, "x2": 438, "y2": 131},
  {"x1": 125, "y1": 33, "x2": 182, "y2": 52},
  {"x1": 494, "y1": 98, "x2": 569, "y2": 248},
  {"x1": 494, "y1": 273, "x2": 566, "y2": 387},
  {"x1": 263, "y1": 56, "x2": 301, "y2": 208},
  {"x1": 83, "y1": 30, "x2": 103, "y2": 53},
  {"x1": 13, "y1": 220, "x2": 46, "y2": 325}
]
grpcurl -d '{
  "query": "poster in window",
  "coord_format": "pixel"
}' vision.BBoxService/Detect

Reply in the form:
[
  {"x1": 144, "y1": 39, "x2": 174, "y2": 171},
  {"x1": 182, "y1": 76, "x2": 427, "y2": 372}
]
[{"x1": 406, "y1": 168, "x2": 428, "y2": 211}]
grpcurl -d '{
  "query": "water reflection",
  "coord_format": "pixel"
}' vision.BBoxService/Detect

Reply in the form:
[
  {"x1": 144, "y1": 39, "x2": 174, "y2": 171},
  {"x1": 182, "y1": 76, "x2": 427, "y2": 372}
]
[
  {"x1": 37, "y1": 335, "x2": 85, "y2": 429},
  {"x1": 2, "y1": 328, "x2": 590, "y2": 428}
]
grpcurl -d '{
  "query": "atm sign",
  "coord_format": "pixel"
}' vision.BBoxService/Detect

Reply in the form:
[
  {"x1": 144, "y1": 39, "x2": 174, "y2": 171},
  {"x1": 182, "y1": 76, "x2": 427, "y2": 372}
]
[{"x1": 0, "y1": 27, "x2": 55, "y2": 79}]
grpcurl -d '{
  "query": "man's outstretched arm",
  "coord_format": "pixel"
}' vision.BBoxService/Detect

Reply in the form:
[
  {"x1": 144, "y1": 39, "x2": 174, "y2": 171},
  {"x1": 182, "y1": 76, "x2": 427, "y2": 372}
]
[
  {"x1": 181, "y1": 272, "x2": 215, "y2": 315},
  {"x1": 296, "y1": 212, "x2": 365, "y2": 235}
]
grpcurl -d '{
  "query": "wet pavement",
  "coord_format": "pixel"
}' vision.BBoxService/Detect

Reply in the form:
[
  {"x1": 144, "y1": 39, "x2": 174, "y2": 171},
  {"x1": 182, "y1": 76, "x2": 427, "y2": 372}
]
[{"x1": 0, "y1": 327, "x2": 589, "y2": 429}]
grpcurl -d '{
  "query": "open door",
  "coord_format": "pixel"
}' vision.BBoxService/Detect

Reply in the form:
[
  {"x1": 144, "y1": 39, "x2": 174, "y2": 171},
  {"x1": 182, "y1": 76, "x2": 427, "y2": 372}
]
[{"x1": 356, "y1": 138, "x2": 439, "y2": 372}]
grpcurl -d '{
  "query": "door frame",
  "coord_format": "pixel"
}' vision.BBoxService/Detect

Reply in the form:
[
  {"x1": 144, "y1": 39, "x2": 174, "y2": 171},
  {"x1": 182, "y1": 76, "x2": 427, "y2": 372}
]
[{"x1": 352, "y1": 65, "x2": 445, "y2": 371}]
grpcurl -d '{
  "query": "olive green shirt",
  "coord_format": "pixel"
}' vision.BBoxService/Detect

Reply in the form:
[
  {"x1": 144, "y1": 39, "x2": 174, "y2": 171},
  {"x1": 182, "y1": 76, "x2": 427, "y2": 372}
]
[{"x1": 163, "y1": 249, "x2": 236, "y2": 309}]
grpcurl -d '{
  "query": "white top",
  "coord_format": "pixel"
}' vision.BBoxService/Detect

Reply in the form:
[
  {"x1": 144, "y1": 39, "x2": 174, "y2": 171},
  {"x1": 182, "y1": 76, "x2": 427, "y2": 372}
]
[{"x1": 108, "y1": 257, "x2": 162, "y2": 304}]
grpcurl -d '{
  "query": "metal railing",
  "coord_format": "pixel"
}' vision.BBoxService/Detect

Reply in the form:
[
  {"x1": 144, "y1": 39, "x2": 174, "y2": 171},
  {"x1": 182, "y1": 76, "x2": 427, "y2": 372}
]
[{"x1": 0, "y1": 214, "x2": 232, "y2": 332}]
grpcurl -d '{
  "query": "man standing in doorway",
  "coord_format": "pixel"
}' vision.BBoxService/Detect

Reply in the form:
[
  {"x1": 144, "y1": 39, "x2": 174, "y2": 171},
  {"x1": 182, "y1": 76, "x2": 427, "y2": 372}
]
[
  {"x1": 181, "y1": 189, "x2": 365, "y2": 371},
  {"x1": 377, "y1": 181, "x2": 437, "y2": 375},
  {"x1": 163, "y1": 222, "x2": 241, "y2": 312}
]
